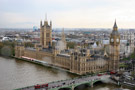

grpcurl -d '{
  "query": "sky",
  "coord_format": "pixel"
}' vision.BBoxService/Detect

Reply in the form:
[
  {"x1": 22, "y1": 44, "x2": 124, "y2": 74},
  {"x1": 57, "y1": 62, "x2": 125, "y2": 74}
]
[{"x1": 0, "y1": 0, "x2": 135, "y2": 28}]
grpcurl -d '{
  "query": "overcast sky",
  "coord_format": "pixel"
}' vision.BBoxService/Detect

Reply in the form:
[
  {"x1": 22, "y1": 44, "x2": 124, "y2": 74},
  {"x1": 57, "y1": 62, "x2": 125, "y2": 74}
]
[{"x1": 0, "y1": 0, "x2": 135, "y2": 28}]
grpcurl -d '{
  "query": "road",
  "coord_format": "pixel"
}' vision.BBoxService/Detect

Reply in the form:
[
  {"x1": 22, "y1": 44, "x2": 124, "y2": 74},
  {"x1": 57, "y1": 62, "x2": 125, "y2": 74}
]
[{"x1": 17, "y1": 75, "x2": 110, "y2": 90}]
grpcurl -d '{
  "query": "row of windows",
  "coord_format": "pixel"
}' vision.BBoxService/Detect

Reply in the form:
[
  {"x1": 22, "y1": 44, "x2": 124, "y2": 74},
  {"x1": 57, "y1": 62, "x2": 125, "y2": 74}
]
[
  {"x1": 55, "y1": 57, "x2": 70, "y2": 67},
  {"x1": 79, "y1": 65, "x2": 106, "y2": 71}
]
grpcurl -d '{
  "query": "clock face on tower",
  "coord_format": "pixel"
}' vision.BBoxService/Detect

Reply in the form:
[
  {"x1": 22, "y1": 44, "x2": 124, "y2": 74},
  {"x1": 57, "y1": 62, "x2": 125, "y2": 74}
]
[
  {"x1": 116, "y1": 38, "x2": 119, "y2": 42},
  {"x1": 111, "y1": 38, "x2": 114, "y2": 42}
]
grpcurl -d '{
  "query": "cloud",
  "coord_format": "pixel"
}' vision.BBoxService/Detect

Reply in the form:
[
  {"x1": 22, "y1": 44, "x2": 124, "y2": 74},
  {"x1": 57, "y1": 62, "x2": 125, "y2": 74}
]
[
  {"x1": 0, "y1": 0, "x2": 135, "y2": 28},
  {"x1": 0, "y1": 12, "x2": 38, "y2": 28}
]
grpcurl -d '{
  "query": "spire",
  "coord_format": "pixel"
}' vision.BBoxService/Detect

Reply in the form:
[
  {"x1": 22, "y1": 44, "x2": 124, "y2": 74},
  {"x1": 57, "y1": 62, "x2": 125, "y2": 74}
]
[
  {"x1": 44, "y1": 13, "x2": 48, "y2": 26},
  {"x1": 104, "y1": 48, "x2": 108, "y2": 57},
  {"x1": 45, "y1": 13, "x2": 47, "y2": 21},
  {"x1": 40, "y1": 20, "x2": 42, "y2": 27},
  {"x1": 62, "y1": 28, "x2": 64, "y2": 35},
  {"x1": 113, "y1": 19, "x2": 117, "y2": 29},
  {"x1": 62, "y1": 28, "x2": 65, "y2": 41},
  {"x1": 61, "y1": 28, "x2": 66, "y2": 49},
  {"x1": 111, "y1": 20, "x2": 119, "y2": 35},
  {"x1": 50, "y1": 20, "x2": 52, "y2": 27}
]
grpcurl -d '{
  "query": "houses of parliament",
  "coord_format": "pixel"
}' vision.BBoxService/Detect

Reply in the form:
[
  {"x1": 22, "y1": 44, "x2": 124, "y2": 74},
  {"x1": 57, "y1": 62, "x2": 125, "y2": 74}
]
[{"x1": 15, "y1": 18, "x2": 120, "y2": 75}]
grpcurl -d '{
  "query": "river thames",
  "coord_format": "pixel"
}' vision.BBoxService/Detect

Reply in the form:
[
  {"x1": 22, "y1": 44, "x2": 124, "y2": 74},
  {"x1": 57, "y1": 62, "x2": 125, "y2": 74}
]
[{"x1": 0, "y1": 57, "x2": 132, "y2": 90}]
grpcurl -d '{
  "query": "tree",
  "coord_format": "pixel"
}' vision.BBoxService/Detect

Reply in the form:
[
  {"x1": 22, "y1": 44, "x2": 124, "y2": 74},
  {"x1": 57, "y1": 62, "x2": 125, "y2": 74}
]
[
  {"x1": 24, "y1": 42, "x2": 34, "y2": 47},
  {"x1": 0, "y1": 41, "x2": 16, "y2": 56},
  {"x1": 1, "y1": 46, "x2": 12, "y2": 57},
  {"x1": 0, "y1": 42, "x2": 4, "y2": 55},
  {"x1": 67, "y1": 42, "x2": 76, "y2": 49},
  {"x1": 122, "y1": 48, "x2": 135, "y2": 60}
]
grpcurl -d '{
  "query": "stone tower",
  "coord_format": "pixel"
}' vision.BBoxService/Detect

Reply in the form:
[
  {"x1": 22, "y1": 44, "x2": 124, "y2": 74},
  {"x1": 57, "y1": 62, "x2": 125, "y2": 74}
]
[
  {"x1": 109, "y1": 20, "x2": 120, "y2": 71},
  {"x1": 15, "y1": 45, "x2": 25, "y2": 58},
  {"x1": 70, "y1": 48, "x2": 90, "y2": 75},
  {"x1": 61, "y1": 28, "x2": 67, "y2": 49},
  {"x1": 40, "y1": 18, "x2": 52, "y2": 48}
]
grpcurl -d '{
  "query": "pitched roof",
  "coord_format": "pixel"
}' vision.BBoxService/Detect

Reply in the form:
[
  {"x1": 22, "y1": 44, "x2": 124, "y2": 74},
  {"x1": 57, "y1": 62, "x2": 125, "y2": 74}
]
[{"x1": 113, "y1": 20, "x2": 117, "y2": 28}]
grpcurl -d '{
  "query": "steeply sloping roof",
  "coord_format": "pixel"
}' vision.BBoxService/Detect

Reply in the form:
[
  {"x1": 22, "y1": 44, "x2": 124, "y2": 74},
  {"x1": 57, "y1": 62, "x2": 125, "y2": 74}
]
[{"x1": 113, "y1": 20, "x2": 117, "y2": 28}]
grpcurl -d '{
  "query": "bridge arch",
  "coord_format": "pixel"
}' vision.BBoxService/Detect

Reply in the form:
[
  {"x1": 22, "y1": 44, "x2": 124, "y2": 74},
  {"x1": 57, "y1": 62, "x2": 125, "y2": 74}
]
[
  {"x1": 74, "y1": 82, "x2": 90, "y2": 90},
  {"x1": 92, "y1": 80, "x2": 103, "y2": 86},
  {"x1": 58, "y1": 87, "x2": 71, "y2": 90}
]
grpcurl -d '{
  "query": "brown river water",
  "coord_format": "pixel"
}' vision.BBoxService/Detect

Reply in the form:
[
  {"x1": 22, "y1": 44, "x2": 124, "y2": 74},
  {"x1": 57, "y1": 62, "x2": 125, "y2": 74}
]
[{"x1": 0, "y1": 57, "x2": 132, "y2": 90}]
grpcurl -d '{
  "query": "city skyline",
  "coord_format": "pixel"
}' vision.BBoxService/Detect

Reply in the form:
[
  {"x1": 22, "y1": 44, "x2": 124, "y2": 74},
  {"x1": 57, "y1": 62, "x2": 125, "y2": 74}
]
[{"x1": 0, "y1": 0, "x2": 135, "y2": 28}]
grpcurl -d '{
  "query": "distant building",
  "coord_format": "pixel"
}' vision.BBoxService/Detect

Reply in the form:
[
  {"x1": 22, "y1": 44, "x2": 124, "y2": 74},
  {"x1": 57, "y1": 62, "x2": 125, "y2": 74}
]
[{"x1": 2, "y1": 37, "x2": 12, "y2": 42}]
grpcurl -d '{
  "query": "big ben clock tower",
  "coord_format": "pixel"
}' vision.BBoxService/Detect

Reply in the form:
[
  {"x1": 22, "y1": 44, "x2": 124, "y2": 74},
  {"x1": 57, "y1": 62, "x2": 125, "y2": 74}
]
[{"x1": 109, "y1": 20, "x2": 120, "y2": 71}]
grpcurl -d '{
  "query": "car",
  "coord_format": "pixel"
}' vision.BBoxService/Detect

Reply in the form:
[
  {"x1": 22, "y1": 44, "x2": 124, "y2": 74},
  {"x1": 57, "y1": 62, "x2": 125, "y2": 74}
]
[
  {"x1": 35, "y1": 84, "x2": 41, "y2": 89},
  {"x1": 98, "y1": 74, "x2": 102, "y2": 76},
  {"x1": 41, "y1": 84, "x2": 48, "y2": 88},
  {"x1": 110, "y1": 71, "x2": 116, "y2": 74}
]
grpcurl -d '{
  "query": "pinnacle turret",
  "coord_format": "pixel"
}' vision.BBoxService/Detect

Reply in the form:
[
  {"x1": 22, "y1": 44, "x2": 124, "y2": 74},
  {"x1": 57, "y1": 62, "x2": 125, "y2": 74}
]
[{"x1": 113, "y1": 20, "x2": 118, "y2": 30}]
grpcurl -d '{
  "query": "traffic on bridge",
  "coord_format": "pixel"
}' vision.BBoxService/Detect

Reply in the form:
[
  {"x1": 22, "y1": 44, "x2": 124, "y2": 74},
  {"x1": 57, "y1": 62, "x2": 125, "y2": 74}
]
[{"x1": 15, "y1": 74, "x2": 110, "y2": 90}]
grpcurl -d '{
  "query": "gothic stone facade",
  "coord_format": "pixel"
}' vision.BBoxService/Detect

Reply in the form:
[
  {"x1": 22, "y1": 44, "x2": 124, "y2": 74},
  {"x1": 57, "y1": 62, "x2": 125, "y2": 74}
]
[
  {"x1": 15, "y1": 20, "x2": 120, "y2": 75},
  {"x1": 15, "y1": 46, "x2": 109, "y2": 75},
  {"x1": 40, "y1": 20, "x2": 52, "y2": 48}
]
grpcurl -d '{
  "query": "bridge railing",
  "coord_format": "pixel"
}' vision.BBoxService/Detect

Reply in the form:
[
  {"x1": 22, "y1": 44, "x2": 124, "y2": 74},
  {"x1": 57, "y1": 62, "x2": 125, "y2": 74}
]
[{"x1": 48, "y1": 76, "x2": 102, "y2": 90}]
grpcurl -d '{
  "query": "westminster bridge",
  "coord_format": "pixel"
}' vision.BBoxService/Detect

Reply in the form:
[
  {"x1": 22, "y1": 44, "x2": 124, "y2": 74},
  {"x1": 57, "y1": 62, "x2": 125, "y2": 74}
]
[{"x1": 15, "y1": 75, "x2": 110, "y2": 90}]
